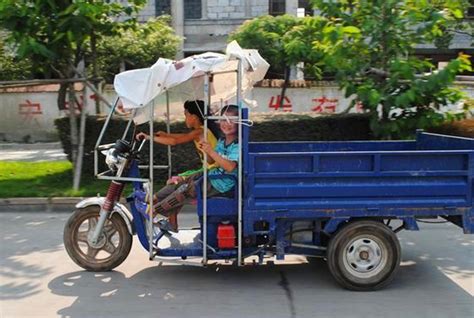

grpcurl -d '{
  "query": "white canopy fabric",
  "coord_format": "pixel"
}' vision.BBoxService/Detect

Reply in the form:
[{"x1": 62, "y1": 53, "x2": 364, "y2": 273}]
[{"x1": 113, "y1": 41, "x2": 269, "y2": 113}]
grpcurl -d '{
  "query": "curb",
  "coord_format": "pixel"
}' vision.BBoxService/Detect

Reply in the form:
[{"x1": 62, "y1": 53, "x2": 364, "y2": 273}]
[
  {"x1": 0, "y1": 197, "x2": 196, "y2": 214},
  {"x1": 0, "y1": 142, "x2": 63, "y2": 150},
  {"x1": 0, "y1": 197, "x2": 84, "y2": 213}
]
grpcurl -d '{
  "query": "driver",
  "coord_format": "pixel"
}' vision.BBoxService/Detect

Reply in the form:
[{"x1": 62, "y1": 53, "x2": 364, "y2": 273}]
[
  {"x1": 152, "y1": 105, "x2": 239, "y2": 232},
  {"x1": 136, "y1": 100, "x2": 219, "y2": 228}
]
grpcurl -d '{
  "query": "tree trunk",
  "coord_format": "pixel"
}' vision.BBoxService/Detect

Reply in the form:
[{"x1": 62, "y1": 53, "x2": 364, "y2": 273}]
[
  {"x1": 90, "y1": 32, "x2": 101, "y2": 114},
  {"x1": 57, "y1": 82, "x2": 68, "y2": 110},
  {"x1": 73, "y1": 85, "x2": 88, "y2": 191},
  {"x1": 68, "y1": 83, "x2": 79, "y2": 177},
  {"x1": 279, "y1": 65, "x2": 291, "y2": 110}
]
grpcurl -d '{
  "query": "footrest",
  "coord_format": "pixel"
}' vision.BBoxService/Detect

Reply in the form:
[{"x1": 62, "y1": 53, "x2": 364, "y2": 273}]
[{"x1": 155, "y1": 229, "x2": 202, "y2": 250}]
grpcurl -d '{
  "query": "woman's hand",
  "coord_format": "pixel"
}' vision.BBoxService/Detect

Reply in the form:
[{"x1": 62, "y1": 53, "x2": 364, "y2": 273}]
[{"x1": 136, "y1": 132, "x2": 149, "y2": 141}]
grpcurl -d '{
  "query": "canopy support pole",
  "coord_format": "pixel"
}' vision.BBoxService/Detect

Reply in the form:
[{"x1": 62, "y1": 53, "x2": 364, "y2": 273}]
[
  {"x1": 166, "y1": 91, "x2": 172, "y2": 178},
  {"x1": 94, "y1": 97, "x2": 119, "y2": 176},
  {"x1": 236, "y1": 58, "x2": 243, "y2": 266},
  {"x1": 202, "y1": 73, "x2": 210, "y2": 264},
  {"x1": 148, "y1": 101, "x2": 154, "y2": 260}
]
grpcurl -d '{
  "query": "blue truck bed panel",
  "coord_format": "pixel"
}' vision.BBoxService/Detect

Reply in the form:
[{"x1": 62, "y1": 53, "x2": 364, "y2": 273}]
[{"x1": 243, "y1": 132, "x2": 473, "y2": 233}]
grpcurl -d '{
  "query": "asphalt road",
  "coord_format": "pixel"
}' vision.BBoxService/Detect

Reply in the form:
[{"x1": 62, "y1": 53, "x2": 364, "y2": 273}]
[{"x1": 1, "y1": 211, "x2": 473, "y2": 318}]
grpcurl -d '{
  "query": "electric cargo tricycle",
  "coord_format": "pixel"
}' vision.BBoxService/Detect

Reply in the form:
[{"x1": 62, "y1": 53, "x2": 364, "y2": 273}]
[{"x1": 63, "y1": 42, "x2": 474, "y2": 291}]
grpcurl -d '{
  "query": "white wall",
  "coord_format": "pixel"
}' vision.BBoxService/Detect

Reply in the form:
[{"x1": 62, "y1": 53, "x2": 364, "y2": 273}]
[{"x1": 0, "y1": 82, "x2": 472, "y2": 142}]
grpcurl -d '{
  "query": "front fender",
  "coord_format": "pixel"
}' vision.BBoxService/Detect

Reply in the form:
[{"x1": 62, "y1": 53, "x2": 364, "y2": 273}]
[{"x1": 75, "y1": 197, "x2": 134, "y2": 235}]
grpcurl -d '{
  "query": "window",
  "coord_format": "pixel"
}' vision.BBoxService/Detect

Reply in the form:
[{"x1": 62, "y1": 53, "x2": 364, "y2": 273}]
[
  {"x1": 184, "y1": 0, "x2": 202, "y2": 19},
  {"x1": 298, "y1": 0, "x2": 314, "y2": 16},
  {"x1": 269, "y1": 0, "x2": 285, "y2": 16},
  {"x1": 467, "y1": 0, "x2": 474, "y2": 18},
  {"x1": 155, "y1": 0, "x2": 171, "y2": 16}
]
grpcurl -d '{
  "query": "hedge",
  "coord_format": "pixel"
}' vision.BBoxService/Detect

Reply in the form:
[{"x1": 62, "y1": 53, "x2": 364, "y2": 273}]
[
  {"x1": 55, "y1": 113, "x2": 372, "y2": 181},
  {"x1": 428, "y1": 119, "x2": 474, "y2": 138}
]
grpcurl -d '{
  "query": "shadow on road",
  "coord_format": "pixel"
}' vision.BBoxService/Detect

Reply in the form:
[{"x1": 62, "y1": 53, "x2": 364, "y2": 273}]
[
  {"x1": 47, "y1": 254, "x2": 473, "y2": 318},
  {"x1": 0, "y1": 214, "x2": 65, "y2": 300}
]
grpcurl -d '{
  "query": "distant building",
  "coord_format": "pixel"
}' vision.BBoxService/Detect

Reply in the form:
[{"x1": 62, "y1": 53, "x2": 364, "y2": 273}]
[
  {"x1": 135, "y1": 1, "x2": 472, "y2": 71},
  {"x1": 135, "y1": 0, "x2": 312, "y2": 57}
]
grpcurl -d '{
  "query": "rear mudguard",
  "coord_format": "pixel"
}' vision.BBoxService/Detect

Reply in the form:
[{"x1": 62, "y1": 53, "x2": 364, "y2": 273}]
[{"x1": 75, "y1": 197, "x2": 134, "y2": 235}]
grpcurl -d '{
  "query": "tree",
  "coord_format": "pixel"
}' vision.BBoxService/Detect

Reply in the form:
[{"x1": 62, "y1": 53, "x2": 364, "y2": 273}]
[
  {"x1": 307, "y1": 0, "x2": 472, "y2": 139},
  {"x1": 92, "y1": 16, "x2": 181, "y2": 83},
  {"x1": 0, "y1": 0, "x2": 146, "y2": 190},
  {"x1": 0, "y1": 32, "x2": 32, "y2": 81},
  {"x1": 229, "y1": 15, "x2": 302, "y2": 109}
]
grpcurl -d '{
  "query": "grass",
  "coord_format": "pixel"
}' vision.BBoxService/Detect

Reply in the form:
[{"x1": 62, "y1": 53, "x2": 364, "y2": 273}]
[{"x1": 0, "y1": 161, "x2": 111, "y2": 198}]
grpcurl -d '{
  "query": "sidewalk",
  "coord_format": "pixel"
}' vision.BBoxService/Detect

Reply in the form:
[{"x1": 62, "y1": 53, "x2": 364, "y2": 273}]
[
  {"x1": 0, "y1": 197, "x2": 84, "y2": 213},
  {"x1": 0, "y1": 142, "x2": 67, "y2": 161},
  {"x1": 0, "y1": 197, "x2": 196, "y2": 213}
]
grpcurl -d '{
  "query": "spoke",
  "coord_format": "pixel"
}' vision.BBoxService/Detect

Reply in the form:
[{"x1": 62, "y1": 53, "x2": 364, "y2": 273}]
[
  {"x1": 88, "y1": 217, "x2": 98, "y2": 231},
  {"x1": 86, "y1": 246, "x2": 100, "y2": 259},
  {"x1": 103, "y1": 224, "x2": 118, "y2": 239},
  {"x1": 77, "y1": 231, "x2": 88, "y2": 243},
  {"x1": 103, "y1": 241, "x2": 117, "y2": 255}
]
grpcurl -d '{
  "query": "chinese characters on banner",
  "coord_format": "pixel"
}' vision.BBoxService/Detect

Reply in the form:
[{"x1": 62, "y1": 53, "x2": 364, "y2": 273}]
[
  {"x1": 19, "y1": 100, "x2": 42, "y2": 125},
  {"x1": 268, "y1": 95, "x2": 293, "y2": 112},
  {"x1": 311, "y1": 96, "x2": 338, "y2": 113},
  {"x1": 267, "y1": 94, "x2": 365, "y2": 113}
]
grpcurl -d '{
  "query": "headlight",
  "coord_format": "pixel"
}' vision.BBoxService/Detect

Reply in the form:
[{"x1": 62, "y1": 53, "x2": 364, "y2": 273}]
[
  {"x1": 105, "y1": 149, "x2": 120, "y2": 170},
  {"x1": 101, "y1": 139, "x2": 131, "y2": 171}
]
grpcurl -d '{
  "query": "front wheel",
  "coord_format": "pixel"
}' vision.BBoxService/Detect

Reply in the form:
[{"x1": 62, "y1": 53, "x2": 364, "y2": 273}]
[
  {"x1": 327, "y1": 220, "x2": 400, "y2": 291},
  {"x1": 63, "y1": 206, "x2": 132, "y2": 271}
]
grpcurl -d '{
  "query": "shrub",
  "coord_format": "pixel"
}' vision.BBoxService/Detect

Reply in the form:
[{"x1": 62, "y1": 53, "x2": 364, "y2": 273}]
[
  {"x1": 55, "y1": 113, "x2": 372, "y2": 182},
  {"x1": 429, "y1": 119, "x2": 474, "y2": 138}
]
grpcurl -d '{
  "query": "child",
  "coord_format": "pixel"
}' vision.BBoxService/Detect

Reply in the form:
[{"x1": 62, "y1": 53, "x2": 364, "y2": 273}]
[
  {"x1": 136, "y1": 100, "x2": 219, "y2": 228},
  {"x1": 153, "y1": 105, "x2": 240, "y2": 232},
  {"x1": 136, "y1": 100, "x2": 219, "y2": 177}
]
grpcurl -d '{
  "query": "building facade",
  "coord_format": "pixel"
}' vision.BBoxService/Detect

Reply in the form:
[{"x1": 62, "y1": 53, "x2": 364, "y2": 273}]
[
  {"x1": 137, "y1": 0, "x2": 312, "y2": 57},
  {"x1": 133, "y1": 1, "x2": 472, "y2": 69}
]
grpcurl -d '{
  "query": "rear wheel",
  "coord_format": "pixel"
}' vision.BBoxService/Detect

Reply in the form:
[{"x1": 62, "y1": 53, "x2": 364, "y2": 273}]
[
  {"x1": 63, "y1": 206, "x2": 132, "y2": 271},
  {"x1": 327, "y1": 220, "x2": 400, "y2": 291}
]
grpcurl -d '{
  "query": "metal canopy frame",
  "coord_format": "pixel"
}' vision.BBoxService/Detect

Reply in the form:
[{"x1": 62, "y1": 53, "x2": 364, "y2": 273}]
[
  {"x1": 95, "y1": 58, "x2": 245, "y2": 266},
  {"x1": 202, "y1": 58, "x2": 244, "y2": 265},
  {"x1": 93, "y1": 96, "x2": 173, "y2": 261}
]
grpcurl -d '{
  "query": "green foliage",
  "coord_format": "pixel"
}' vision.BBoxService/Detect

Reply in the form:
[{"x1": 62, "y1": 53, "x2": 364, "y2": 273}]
[
  {"x1": 282, "y1": 16, "x2": 330, "y2": 79},
  {"x1": 229, "y1": 15, "x2": 301, "y2": 78},
  {"x1": 55, "y1": 114, "x2": 373, "y2": 182},
  {"x1": 0, "y1": 33, "x2": 32, "y2": 80},
  {"x1": 229, "y1": 1, "x2": 471, "y2": 139},
  {"x1": 0, "y1": 0, "x2": 146, "y2": 79},
  {"x1": 307, "y1": 0, "x2": 473, "y2": 139},
  {"x1": 92, "y1": 16, "x2": 181, "y2": 83}
]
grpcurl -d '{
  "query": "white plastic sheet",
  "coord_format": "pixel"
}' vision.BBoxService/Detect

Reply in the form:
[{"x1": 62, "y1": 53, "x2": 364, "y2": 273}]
[{"x1": 113, "y1": 41, "x2": 269, "y2": 116}]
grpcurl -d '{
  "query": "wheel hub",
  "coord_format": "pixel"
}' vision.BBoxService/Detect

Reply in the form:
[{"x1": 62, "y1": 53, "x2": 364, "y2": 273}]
[
  {"x1": 344, "y1": 237, "x2": 384, "y2": 275},
  {"x1": 359, "y1": 250, "x2": 369, "y2": 260},
  {"x1": 87, "y1": 230, "x2": 106, "y2": 249}
]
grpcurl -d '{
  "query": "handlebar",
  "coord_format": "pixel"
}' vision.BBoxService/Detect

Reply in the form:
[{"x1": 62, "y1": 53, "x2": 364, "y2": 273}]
[
  {"x1": 97, "y1": 143, "x2": 115, "y2": 151},
  {"x1": 137, "y1": 138, "x2": 147, "y2": 153}
]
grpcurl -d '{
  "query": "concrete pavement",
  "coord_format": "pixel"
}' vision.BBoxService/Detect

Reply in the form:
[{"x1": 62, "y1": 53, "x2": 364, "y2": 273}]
[
  {"x1": 0, "y1": 142, "x2": 67, "y2": 161},
  {"x1": 0, "y1": 211, "x2": 473, "y2": 318}
]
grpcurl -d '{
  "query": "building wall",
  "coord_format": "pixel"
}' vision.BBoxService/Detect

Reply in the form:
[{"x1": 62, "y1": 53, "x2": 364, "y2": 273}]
[
  {"x1": 136, "y1": 0, "x2": 274, "y2": 54},
  {"x1": 1, "y1": 83, "x2": 472, "y2": 142}
]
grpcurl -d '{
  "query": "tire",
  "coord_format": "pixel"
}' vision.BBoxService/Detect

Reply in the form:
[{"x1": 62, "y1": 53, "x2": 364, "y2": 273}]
[
  {"x1": 327, "y1": 220, "x2": 401, "y2": 291},
  {"x1": 63, "y1": 206, "x2": 132, "y2": 271}
]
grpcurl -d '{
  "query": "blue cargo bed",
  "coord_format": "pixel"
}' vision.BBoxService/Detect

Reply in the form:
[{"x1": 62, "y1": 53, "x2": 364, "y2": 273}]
[{"x1": 244, "y1": 132, "x2": 474, "y2": 234}]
